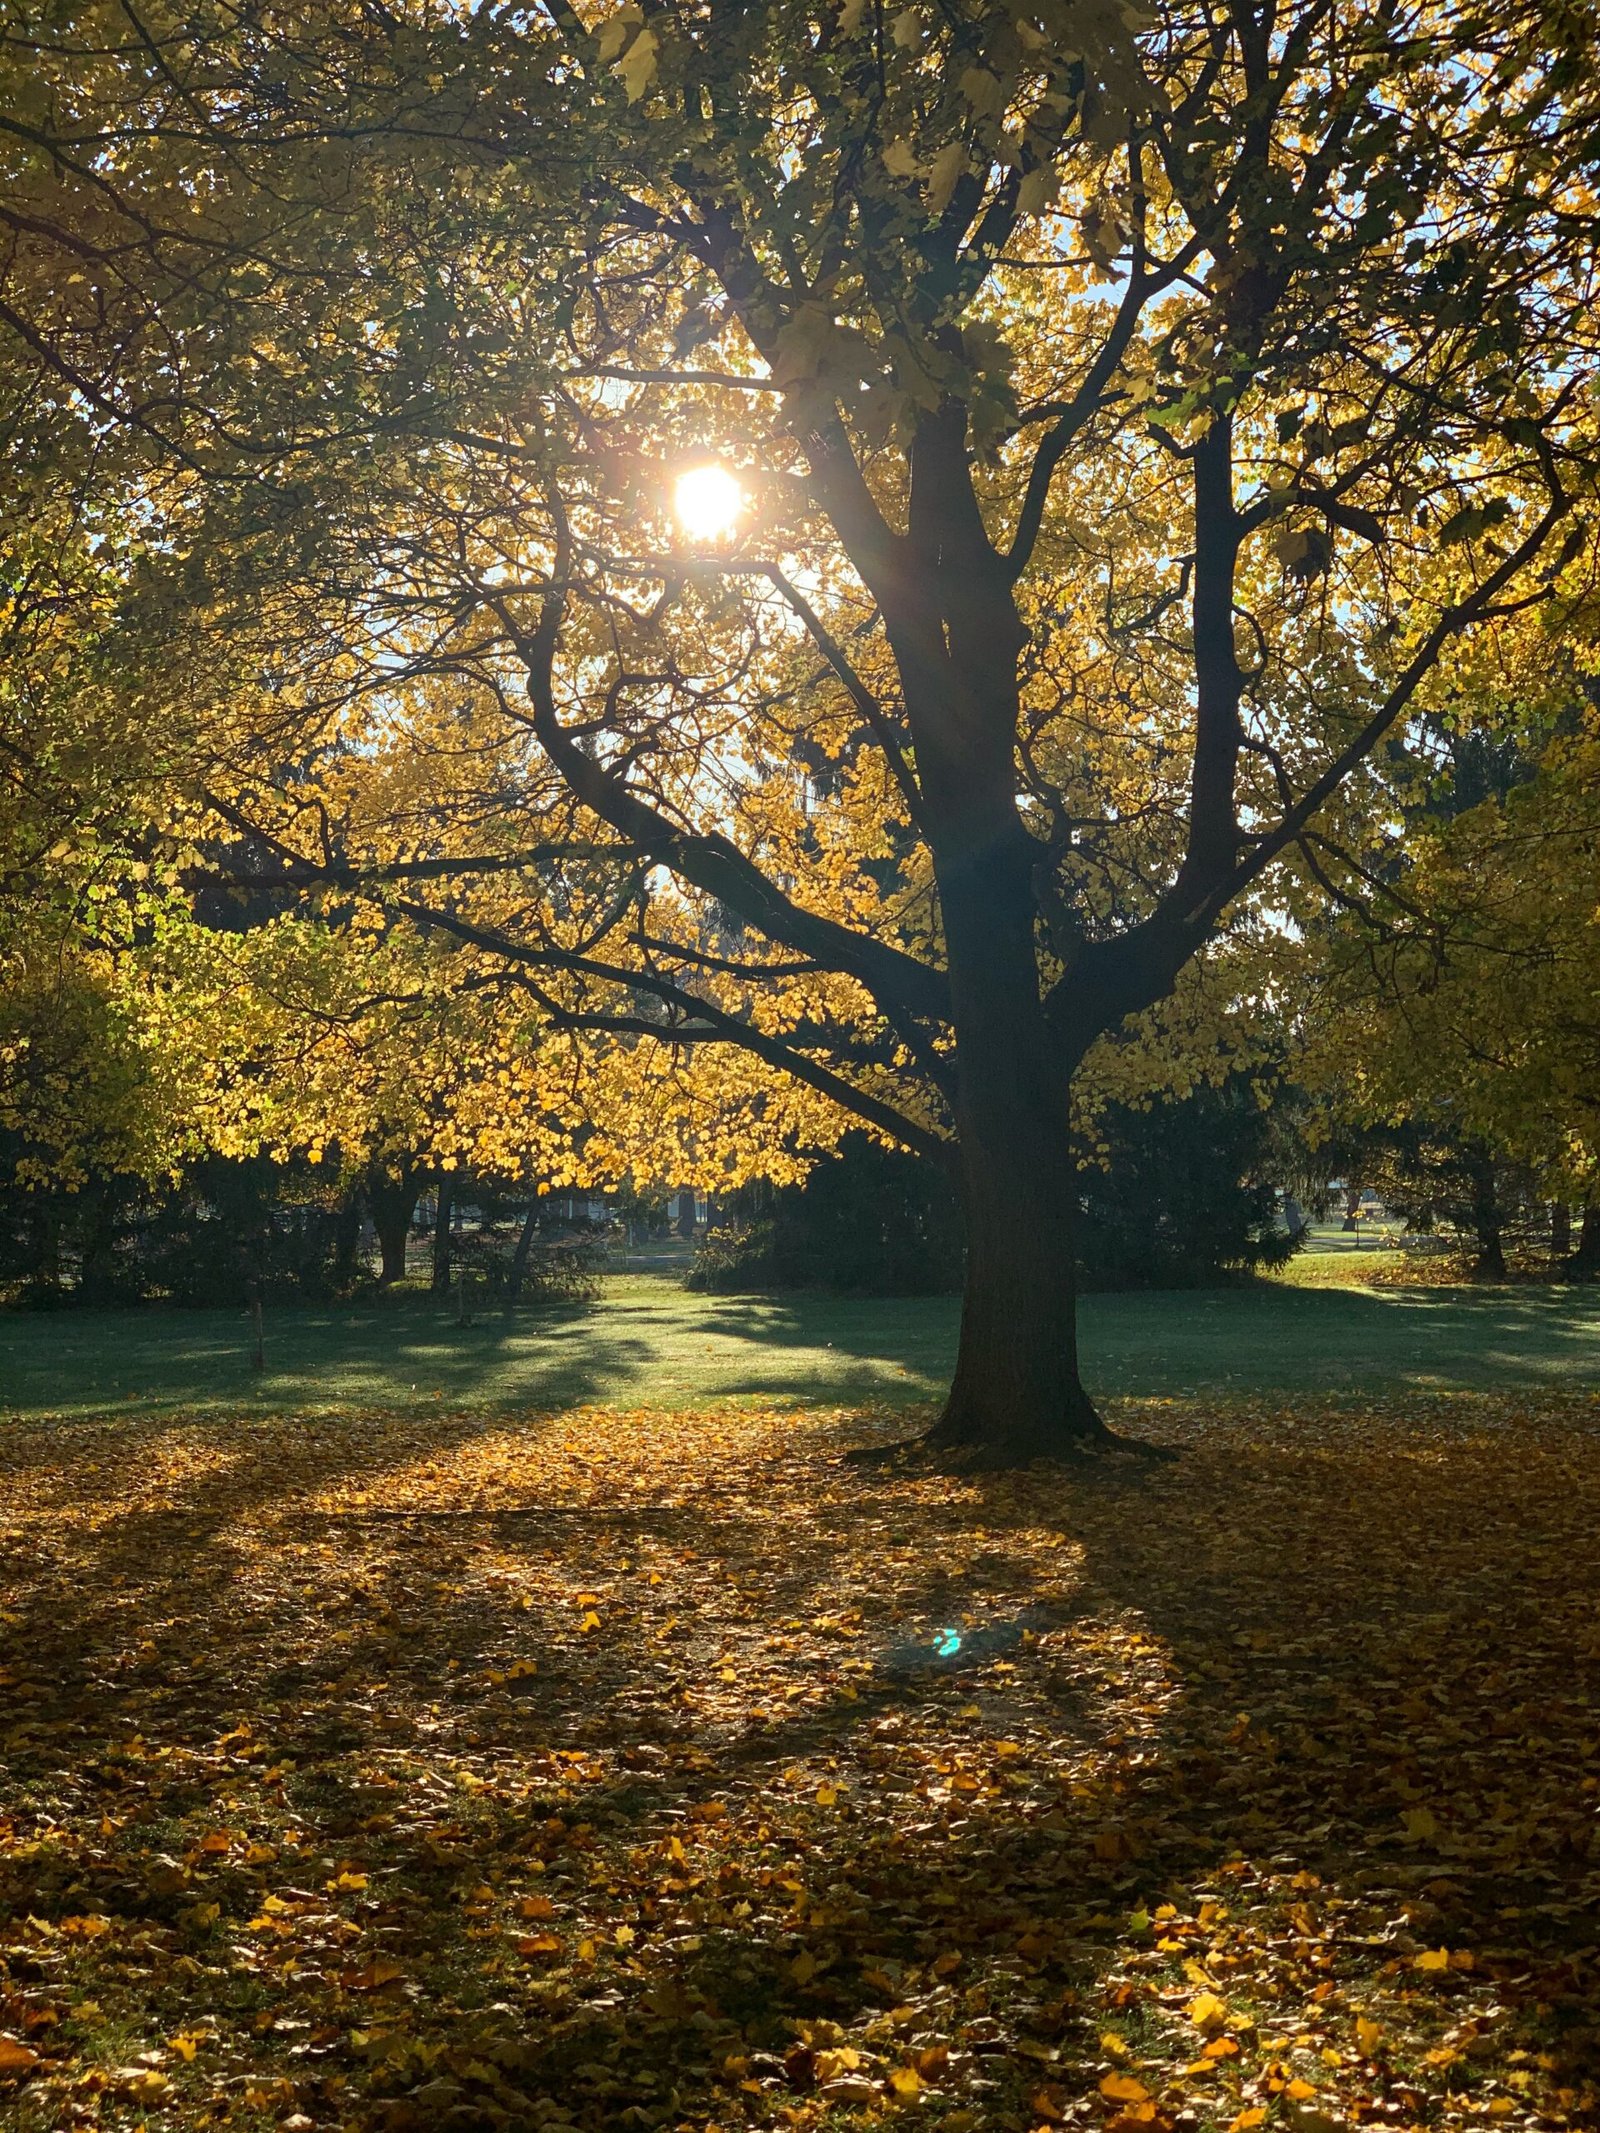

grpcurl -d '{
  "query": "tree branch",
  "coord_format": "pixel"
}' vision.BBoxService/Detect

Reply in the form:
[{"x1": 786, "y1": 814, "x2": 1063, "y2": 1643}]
[
  {"x1": 389, "y1": 898, "x2": 955, "y2": 1168},
  {"x1": 490, "y1": 553, "x2": 952, "y2": 1033}
]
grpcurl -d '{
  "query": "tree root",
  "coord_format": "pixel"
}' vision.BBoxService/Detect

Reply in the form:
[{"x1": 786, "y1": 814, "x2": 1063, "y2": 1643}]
[{"x1": 845, "y1": 1422, "x2": 1178, "y2": 1473}]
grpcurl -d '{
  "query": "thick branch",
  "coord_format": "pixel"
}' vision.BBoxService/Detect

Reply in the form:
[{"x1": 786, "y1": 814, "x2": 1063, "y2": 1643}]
[
  {"x1": 390, "y1": 899, "x2": 954, "y2": 1168},
  {"x1": 492, "y1": 574, "x2": 951, "y2": 1032}
]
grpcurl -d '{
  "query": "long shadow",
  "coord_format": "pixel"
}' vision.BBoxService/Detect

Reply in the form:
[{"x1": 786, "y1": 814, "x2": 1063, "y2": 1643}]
[
  {"x1": 9, "y1": 1279, "x2": 1600, "y2": 1426},
  {"x1": 1, "y1": 1299, "x2": 656, "y2": 1419},
  {"x1": 699, "y1": 1280, "x2": 1600, "y2": 1394},
  {"x1": 5, "y1": 1397, "x2": 1600, "y2": 2127}
]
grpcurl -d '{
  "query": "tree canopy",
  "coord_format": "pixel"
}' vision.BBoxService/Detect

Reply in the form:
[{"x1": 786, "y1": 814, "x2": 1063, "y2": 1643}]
[{"x1": 4, "y1": 0, "x2": 1599, "y2": 1454}]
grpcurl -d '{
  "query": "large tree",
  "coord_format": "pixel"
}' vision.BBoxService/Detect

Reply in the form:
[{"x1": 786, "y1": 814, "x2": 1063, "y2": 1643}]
[{"x1": 5, "y1": 0, "x2": 1598, "y2": 1458}]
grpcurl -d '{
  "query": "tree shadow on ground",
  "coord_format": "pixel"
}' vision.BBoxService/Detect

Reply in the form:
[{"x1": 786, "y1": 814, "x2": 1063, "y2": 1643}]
[
  {"x1": 698, "y1": 1281, "x2": 1600, "y2": 1395},
  {"x1": 0, "y1": 1297, "x2": 653, "y2": 1420},
  {"x1": 0, "y1": 1395, "x2": 1596, "y2": 2131}
]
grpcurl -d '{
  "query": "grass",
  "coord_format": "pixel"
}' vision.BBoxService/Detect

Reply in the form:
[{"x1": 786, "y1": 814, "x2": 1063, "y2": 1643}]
[{"x1": 4, "y1": 1259, "x2": 1599, "y2": 1420}]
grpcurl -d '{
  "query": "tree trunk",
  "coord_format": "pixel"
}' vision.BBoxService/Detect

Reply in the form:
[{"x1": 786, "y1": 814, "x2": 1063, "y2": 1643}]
[
  {"x1": 1550, "y1": 1202, "x2": 1572, "y2": 1261},
  {"x1": 368, "y1": 1168, "x2": 419, "y2": 1285},
  {"x1": 77, "y1": 1182, "x2": 124, "y2": 1306},
  {"x1": 506, "y1": 1195, "x2": 542, "y2": 1305},
  {"x1": 332, "y1": 1186, "x2": 364, "y2": 1290},
  {"x1": 431, "y1": 1172, "x2": 456, "y2": 1293},
  {"x1": 1466, "y1": 1149, "x2": 1507, "y2": 1279},
  {"x1": 1566, "y1": 1203, "x2": 1600, "y2": 1280},
  {"x1": 924, "y1": 833, "x2": 1114, "y2": 1463},
  {"x1": 24, "y1": 1199, "x2": 62, "y2": 1298}
]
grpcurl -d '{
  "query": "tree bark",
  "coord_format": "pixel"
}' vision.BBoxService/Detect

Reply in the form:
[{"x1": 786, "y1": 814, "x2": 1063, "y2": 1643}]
[
  {"x1": 368, "y1": 1168, "x2": 419, "y2": 1286},
  {"x1": 431, "y1": 1171, "x2": 456, "y2": 1293},
  {"x1": 923, "y1": 826, "x2": 1114, "y2": 1462},
  {"x1": 1466, "y1": 1149, "x2": 1507, "y2": 1279},
  {"x1": 332, "y1": 1186, "x2": 364, "y2": 1290},
  {"x1": 506, "y1": 1195, "x2": 542, "y2": 1305},
  {"x1": 1566, "y1": 1203, "x2": 1600, "y2": 1280}
]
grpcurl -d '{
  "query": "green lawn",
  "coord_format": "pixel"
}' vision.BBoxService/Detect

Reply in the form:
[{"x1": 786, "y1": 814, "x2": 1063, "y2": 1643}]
[{"x1": 3, "y1": 1267, "x2": 1598, "y2": 1419}]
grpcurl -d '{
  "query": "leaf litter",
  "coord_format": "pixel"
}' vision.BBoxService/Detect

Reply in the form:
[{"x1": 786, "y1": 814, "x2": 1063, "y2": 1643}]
[{"x1": 0, "y1": 1393, "x2": 1596, "y2": 2133}]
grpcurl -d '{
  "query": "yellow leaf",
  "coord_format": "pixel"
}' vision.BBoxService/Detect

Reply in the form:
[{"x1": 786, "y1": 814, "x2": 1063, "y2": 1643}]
[
  {"x1": 0, "y1": 2037, "x2": 40, "y2": 2074},
  {"x1": 1018, "y1": 166, "x2": 1059, "y2": 216},
  {"x1": 888, "y1": 2064, "x2": 921, "y2": 2096},
  {"x1": 595, "y1": 3, "x2": 642, "y2": 62},
  {"x1": 343, "y1": 1958, "x2": 405, "y2": 1991},
  {"x1": 1230, "y1": 2113, "x2": 1268, "y2": 2132},
  {"x1": 924, "y1": 142, "x2": 966, "y2": 217},
  {"x1": 1100, "y1": 2072, "x2": 1150, "y2": 2103},
  {"x1": 1355, "y1": 2017, "x2": 1383, "y2": 2055},
  {"x1": 1188, "y1": 1991, "x2": 1229, "y2": 2033},
  {"x1": 816, "y1": 1783, "x2": 839, "y2": 1806},
  {"x1": 1414, "y1": 1947, "x2": 1451, "y2": 1972},
  {"x1": 791, "y1": 1947, "x2": 818, "y2": 1984},
  {"x1": 615, "y1": 27, "x2": 658, "y2": 103},
  {"x1": 1402, "y1": 1806, "x2": 1438, "y2": 1841}
]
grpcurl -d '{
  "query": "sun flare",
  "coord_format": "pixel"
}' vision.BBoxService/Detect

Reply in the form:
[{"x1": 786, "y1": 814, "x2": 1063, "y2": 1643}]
[{"x1": 673, "y1": 462, "x2": 745, "y2": 542}]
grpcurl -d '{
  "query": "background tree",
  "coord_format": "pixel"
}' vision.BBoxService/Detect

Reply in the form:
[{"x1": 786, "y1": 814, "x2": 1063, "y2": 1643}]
[
  {"x1": 5, "y1": 0, "x2": 1599, "y2": 1457},
  {"x1": 1298, "y1": 672, "x2": 1600, "y2": 1274}
]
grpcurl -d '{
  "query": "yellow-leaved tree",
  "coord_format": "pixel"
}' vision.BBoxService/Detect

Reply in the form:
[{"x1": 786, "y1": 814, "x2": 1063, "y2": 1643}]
[{"x1": 4, "y1": 0, "x2": 1599, "y2": 1456}]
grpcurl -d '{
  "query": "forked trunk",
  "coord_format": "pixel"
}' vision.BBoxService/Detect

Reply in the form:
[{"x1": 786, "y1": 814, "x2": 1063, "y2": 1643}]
[
  {"x1": 925, "y1": 831, "x2": 1113, "y2": 1463},
  {"x1": 369, "y1": 1169, "x2": 419, "y2": 1286}
]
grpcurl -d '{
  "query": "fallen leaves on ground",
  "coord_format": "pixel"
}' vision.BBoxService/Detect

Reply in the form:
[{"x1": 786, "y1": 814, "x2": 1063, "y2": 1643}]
[{"x1": 0, "y1": 1393, "x2": 1596, "y2": 2133}]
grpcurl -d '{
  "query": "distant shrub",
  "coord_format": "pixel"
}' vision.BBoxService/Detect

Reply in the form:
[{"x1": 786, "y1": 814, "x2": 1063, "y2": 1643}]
[
  {"x1": 1076, "y1": 1080, "x2": 1297, "y2": 1290},
  {"x1": 688, "y1": 1084, "x2": 1297, "y2": 1296},
  {"x1": 451, "y1": 1226, "x2": 606, "y2": 1306},
  {"x1": 687, "y1": 1136, "x2": 961, "y2": 1296},
  {"x1": 684, "y1": 1220, "x2": 779, "y2": 1294}
]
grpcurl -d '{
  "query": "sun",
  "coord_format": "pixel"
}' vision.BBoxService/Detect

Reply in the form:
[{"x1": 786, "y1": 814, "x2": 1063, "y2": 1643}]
[{"x1": 673, "y1": 462, "x2": 745, "y2": 542}]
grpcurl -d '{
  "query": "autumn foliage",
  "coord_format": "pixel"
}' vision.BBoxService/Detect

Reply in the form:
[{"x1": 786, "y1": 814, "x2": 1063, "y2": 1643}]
[{"x1": 0, "y1": 1398, "x2": 1596, "y2": 2129}]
